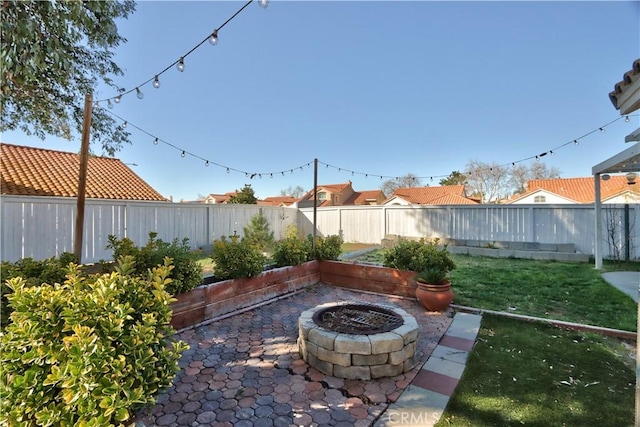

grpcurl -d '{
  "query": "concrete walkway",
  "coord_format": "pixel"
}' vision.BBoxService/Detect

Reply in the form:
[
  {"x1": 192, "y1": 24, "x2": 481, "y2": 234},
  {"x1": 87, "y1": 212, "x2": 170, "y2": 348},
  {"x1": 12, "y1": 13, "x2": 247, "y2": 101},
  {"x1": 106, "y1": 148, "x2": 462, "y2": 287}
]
[
  {"x1": 601, "y1": 271, "x2": 640, "y2": 302},
  {"x1": 374, "y1": 313, "x2": 482, "y2": 427}
]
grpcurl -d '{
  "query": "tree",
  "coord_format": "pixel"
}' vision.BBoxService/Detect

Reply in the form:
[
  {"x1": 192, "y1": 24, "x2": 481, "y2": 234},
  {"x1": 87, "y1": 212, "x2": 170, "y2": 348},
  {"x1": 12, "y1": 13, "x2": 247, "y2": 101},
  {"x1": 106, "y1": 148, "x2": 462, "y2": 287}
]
[
  {"x1": 1, "y1": 1, "x2": 136, "y2": 155},
  {"x1": 280, "y1": 185, "x2": 305, "y2": 198},
  {"x1": 243, "y1": 209, "x2": 275, "y2": 253},
  {"x1": 465, "y1": 160, "x2": 510, "y2": 203},
  {"x1": 381, "y1": 173, "x2": 422, "y2": 196},
  {"x1": 228, "y1": 184, "x2": 257, "y2": 204},
  {"x1": 439, "y1": 171, "x2": 467, "y2": 187},
  {"x1": 509, "y1": 161, "x2": 561, "y2": 194}
]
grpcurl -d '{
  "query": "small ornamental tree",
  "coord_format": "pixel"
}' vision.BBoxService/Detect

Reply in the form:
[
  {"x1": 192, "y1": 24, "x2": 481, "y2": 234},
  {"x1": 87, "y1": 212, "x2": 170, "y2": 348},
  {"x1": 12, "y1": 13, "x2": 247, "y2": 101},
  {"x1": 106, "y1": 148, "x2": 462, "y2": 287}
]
[
  {"x1": 228, "y1": 184, "x2": 258, "y2": 204},
  {"x1": 0, "y1": 256, "x2": 188, "y2": 426},
  {"x1": 243, "y1": 210, "x2": 275, "y2": 253}
]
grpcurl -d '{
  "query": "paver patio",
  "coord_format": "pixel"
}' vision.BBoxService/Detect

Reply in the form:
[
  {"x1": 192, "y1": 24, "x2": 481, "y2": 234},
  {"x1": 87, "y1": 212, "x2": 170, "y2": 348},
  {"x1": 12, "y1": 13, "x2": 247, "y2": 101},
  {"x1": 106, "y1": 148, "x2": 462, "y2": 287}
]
[{"x1": 139, "y1": 284, "x2": 453, "y2": 427}]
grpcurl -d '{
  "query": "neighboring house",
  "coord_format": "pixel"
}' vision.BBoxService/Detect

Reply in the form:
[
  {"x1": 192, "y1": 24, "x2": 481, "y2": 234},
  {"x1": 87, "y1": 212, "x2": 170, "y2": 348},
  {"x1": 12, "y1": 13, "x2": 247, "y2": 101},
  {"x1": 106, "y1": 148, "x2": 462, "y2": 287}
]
[
  {"x1": 1, "y1": 143, "x2": 167, "y2": 201},
  {"x1": 383, "y1": 185, "x2": 479, "y2": 205},
  {"x1": 197, "y1": 192, "x2": 238, "y2": 204},
  {"x1": 344, "y1": 189, "x2": 387, "y2": 206},
  {"x1": 258, "y1": 196, "x2": 298, "y2": 207},
  {"x1": 296, "y1": 181, "x2": 386, "y2": 207},
  {"x1": 507, "y1": 176, "x2": 640, "y2": 204}
]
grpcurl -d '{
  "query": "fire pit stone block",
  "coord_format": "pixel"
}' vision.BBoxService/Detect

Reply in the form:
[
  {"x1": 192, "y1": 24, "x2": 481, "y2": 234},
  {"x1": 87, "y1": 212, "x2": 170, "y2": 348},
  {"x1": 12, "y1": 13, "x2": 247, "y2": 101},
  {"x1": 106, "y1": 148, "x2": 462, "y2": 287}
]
[{"x1": 298, "y1": 301, "x2": 420, "y2": 379}]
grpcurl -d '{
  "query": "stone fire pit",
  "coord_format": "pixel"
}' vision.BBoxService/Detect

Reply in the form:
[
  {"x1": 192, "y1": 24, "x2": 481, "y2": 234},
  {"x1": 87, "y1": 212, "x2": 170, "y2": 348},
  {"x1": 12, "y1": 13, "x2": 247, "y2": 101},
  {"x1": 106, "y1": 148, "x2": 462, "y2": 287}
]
[{"x1": 297, "y1": 301, "x2": 419, "y2": 380}]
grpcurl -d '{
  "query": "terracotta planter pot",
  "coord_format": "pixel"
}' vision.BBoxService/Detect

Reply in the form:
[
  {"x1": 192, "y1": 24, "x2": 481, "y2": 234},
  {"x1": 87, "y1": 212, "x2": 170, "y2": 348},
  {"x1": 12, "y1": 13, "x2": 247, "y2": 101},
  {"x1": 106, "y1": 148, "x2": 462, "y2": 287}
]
[{"x1": 415, "y1": 281, "x2": 454, "y2": 312}]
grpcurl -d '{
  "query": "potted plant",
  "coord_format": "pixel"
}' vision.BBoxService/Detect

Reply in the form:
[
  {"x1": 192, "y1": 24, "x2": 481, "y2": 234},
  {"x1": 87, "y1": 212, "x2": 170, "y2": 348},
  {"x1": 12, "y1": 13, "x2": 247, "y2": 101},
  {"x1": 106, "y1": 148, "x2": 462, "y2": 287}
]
[{"x1": 383, "y1": 237, "x2": 456, "y2": 311}]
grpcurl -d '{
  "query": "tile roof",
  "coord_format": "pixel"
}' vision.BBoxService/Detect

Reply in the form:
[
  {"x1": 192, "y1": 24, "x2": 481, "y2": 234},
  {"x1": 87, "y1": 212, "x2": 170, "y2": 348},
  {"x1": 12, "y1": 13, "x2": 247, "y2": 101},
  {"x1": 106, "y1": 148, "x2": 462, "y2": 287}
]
[
  {"x1": 390, "y1": 185, "x2": 467, "y2": 204},
  {"x1": 258, "y1": 196, "x2": 298, "y2": 206},
  {"x1": 511, "y1": 176, "x2": 640, "y2": 203},
  {"x1": 344, "y1": 190, "x2": 386, "y2": 205},
  {"x1": 609, "y1": 58, "x2": 640, "y2": 114},
  {"x1": 1, "y1": 143, "x2": 167, "y2": 201}
]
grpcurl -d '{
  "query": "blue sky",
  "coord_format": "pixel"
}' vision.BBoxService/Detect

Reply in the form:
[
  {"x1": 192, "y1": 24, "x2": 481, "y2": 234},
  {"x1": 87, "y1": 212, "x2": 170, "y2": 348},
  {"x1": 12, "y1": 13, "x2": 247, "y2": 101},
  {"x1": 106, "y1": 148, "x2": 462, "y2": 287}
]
[{"x1": 3, "y1": 1, "x2": 639, "y2": 202}]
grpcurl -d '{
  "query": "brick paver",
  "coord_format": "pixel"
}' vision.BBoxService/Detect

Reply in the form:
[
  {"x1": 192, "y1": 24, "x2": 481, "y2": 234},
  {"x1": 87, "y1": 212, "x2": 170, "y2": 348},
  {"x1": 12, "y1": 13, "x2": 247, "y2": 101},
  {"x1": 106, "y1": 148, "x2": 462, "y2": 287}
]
[{"x1": 140, "y1": 284, "x2": 452, "y2": 426}]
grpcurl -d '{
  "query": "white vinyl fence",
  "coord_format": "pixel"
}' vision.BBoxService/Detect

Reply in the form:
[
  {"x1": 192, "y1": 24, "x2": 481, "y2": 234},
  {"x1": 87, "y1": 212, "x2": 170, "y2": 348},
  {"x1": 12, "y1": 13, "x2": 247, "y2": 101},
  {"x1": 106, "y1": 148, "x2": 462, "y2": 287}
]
[
  {"x1": 298, "y1": 204, "x2": 640, "y2": 260},
  {"x1": 1, "y1": 196, "x2": 297, "y2": 263},
  {"x1": 2, "y1": 196, "x2": 638, "y2": 263}
]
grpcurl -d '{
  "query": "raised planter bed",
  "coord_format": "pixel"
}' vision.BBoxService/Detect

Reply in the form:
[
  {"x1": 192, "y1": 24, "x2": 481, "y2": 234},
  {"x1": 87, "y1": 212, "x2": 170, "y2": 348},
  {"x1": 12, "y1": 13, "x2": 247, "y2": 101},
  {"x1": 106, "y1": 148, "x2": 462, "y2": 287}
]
[
  {"x1": 170, "y1": 260, "x2": 419, "y2": 330},
  {"x1": 170, "y1": 261, "x2": 319, "y2": 330},
  {"x1": 319, "y1": 260, "x2": 417, "y2": 298}
]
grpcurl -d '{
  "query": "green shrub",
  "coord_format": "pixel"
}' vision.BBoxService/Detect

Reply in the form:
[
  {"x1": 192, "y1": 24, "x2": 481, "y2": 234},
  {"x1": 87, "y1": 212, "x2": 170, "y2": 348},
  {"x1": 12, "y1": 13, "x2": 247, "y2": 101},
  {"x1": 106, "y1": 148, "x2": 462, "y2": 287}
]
[
  {"x1": 273, "y1": 233, "x2": 313, "y2": 267},
  {"x1": 106, "y1": 232, "x2": 202, "y2": 295},
  {"x1": 0, "y1": 252, "x2": 76, "y2": 328},
  {"x1": 243, "y1": 210, "x2": 275, "y2": 253},
  {"x1": 312, "y1": 233, "x2": 344, "y2": 261},
  {"x1": 210, "y1": 235, "x2": 267, "y2": 280},
  {"x1": 0, "y1": 256, "x2": 188, "y2": 426},
  {"x1": 383, "y1": 237, "x2": 456, "y2": 274}
]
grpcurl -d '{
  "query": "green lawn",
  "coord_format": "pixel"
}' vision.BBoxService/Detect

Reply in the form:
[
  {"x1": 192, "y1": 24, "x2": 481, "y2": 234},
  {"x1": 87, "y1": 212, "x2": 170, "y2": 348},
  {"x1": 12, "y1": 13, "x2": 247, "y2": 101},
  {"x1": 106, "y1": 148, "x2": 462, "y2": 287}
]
[
  {"x1": 436, "y1": 315, "x2": 635, "y2": 427},
  {"x1": 451, "y1": 255, "x2": 637, "y2": 331},
  {"x1": 350, "y1": 249, "x2": 638, "y2": 331}
]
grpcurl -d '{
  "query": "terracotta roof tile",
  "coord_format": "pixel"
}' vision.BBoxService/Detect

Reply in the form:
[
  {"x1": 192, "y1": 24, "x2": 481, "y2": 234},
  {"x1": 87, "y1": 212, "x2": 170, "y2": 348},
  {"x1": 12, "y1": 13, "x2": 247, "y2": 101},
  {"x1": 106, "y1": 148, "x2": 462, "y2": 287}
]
[
  {"x1": 1, "y1": 143, "x2": 167, "y2": 201},
  {"x1": 390, "y1": 185, "x2": 467, "y2": 204},
  {"x1": 258, "y1": 196, "x2": 298, "y2": 206},
  {"x1": 609, "y1": 58, "x2": 640, "y2": 113},
  {"x1": 344, "y1": 190, "x2": 386, "y2": 205},
  {"x1": 511, "y1": 176, "x2": 640, "y2": 203}
]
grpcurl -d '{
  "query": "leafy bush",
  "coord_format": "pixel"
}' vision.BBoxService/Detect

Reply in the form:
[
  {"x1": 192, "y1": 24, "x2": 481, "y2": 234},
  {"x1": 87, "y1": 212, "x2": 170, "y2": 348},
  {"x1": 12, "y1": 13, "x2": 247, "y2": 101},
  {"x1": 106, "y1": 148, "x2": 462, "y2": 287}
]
[
  {"x1": 243, "y1": 210, "x2": 275, "y2": 253},
  {"x1": 0, "y1": 256, "x2": 188, "y2": 426},
  {"x1": 383, "y1": 237, "x2": 456, "y2": 274},
  {"x1": 106, "y1": 232, "x2": 202, "y2": 295},
  {"x1": 273, "y1": 232, "x2": 313, "y2": 267},
  {"x1": 273, "y1": 225, "x2": 343, "y2": 267},
  {"x1": 210, "y1": 235, "x2": 267, "y2": 280},
  {"x1": 312, "y1": 233, "x2": 344, "y2": 261},
  {"x1": 0, "y1": 252, "x2": 77, "y2": 328}
]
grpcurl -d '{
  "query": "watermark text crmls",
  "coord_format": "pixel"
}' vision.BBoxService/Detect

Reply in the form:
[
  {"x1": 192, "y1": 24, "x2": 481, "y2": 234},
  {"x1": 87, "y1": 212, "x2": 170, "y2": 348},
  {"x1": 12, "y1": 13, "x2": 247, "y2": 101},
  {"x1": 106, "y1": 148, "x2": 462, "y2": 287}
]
[{"x1": 385, "y1": 410, "x2": 442, "y2": 424}]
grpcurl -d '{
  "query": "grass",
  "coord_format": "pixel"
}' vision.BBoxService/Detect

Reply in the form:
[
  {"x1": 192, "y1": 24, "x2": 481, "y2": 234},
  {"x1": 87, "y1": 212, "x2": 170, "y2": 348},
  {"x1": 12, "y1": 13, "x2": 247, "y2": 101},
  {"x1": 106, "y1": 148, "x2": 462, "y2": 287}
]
[
  {"x1": 451, "y1": 255, "x2": 637, "y2": 331},
  {"x1": 436, "y1": 315, "x2": 635, "y2": 427},
  {"x1": 349, "y1": 248, "x2": 638, "y2": 331}
]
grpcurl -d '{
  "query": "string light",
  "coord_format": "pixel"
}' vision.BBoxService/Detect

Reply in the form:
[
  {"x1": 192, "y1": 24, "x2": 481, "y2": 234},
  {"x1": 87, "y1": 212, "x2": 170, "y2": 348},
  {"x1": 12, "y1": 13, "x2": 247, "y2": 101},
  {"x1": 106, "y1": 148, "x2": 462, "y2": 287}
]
[
  {"x1": 205, "y1": 160, "x2": 209, "y2": 166},
  {"x1": 96, "y1": 0, "x2": 264, "y2": 105},
  {"x1": 114, "y1": 94, "x2": 122, "y2": 103},
  {"x1": 599, "y1": 127, "x2": 605, "y2": 132},
  {"x1": 626, "y1": 115, "x2": 630, "y2": 122},
  {"x1": 107, "y1": 99, "x2": 113, "y2": 109},
  {"x1": 136, "y1": 87, "x2": 144, "y2": 99},
  {"x1": 209, "y1": 29, "x2": 219, "y2": 46},
  {"x1": 100, "y1": 106, "x2": 637, "y2": 185}
]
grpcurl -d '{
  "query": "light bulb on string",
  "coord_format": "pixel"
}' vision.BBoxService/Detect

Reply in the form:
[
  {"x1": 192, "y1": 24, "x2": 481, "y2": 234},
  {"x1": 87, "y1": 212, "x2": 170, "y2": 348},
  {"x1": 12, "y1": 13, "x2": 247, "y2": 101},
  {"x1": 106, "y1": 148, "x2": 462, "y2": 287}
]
[
  {"x1": 122, "y1": 121, "x2": 127, "y2": 129},
  {"x1": 209, "y1": 29, "x2": 218, "y2": 46},
  {"x1": 550, "y1": 150, "x2": 555, "y2": 156},
  {"x1": 626, "y1": 116, "x2": 630, "y2": 123},
  {"x1": 258, "y1": 0, "x2": 268, "y2": 8},
  {"x1": 226, "y1": 168, "x2": 230, "y2": 174},
  {"x1": 205, "y1": 161, "x2": 209, "y2": 167},
  {"x1": 114, "y1": 95, "x2": 122, "y2": 104},
  {"x1": 181, "y1": 151, "x2": 185, "y2": 158},
  {"x1": 177, "y1": 57, "x2": 185, "y2": 72},
  {"x1": 136, "y1": 87, "x2": 144, "y2": 99},
  {"x1": 574, "y1": 140, "x2": 579, "y2": 145},
  {"x1": 153, "y1": 137, "x2": 158, "y2": 145},
  {"x1": 599, "y1": 127, "x2": 605, "y2": 133},
  {"x1": 107, "y1": 99, "x2": 113, "y2": 109},
  {"x1": 153, "y1": 75, "x2": 160, "y2": 89}
]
